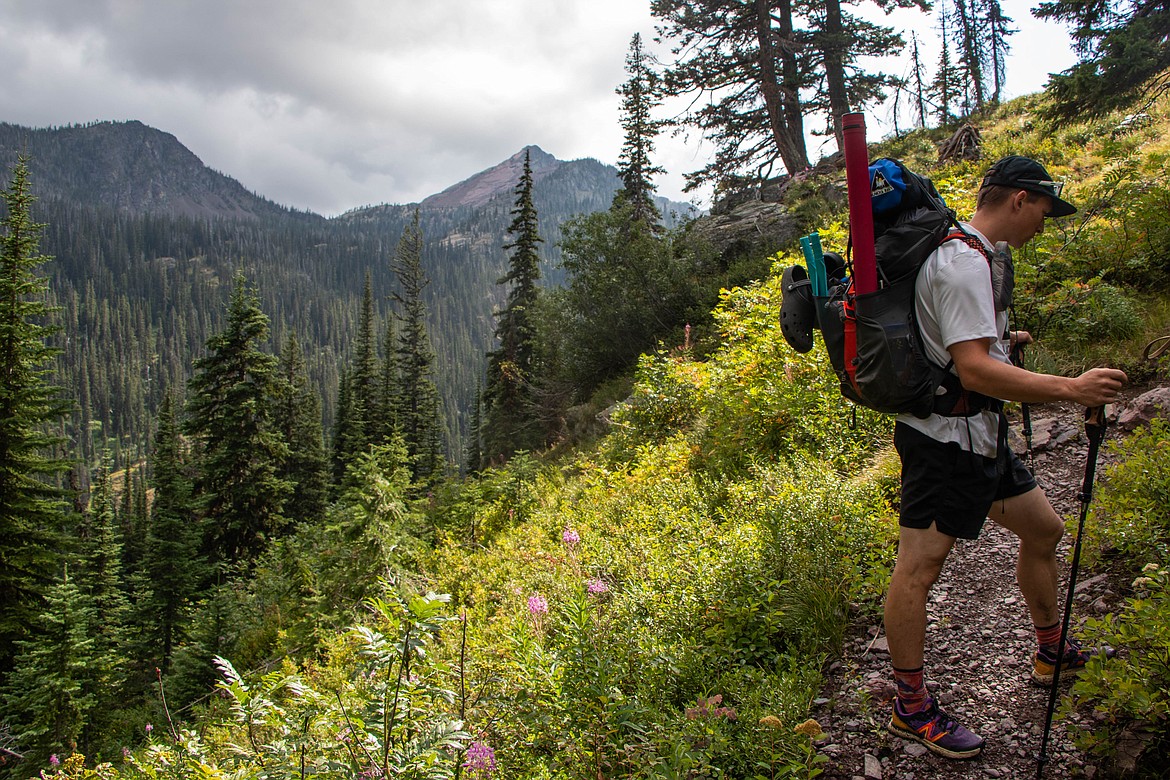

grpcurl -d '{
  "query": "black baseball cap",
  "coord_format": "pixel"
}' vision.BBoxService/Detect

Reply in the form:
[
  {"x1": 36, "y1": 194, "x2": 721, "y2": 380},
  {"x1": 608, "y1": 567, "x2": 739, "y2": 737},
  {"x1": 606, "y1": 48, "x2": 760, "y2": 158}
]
[{"x1": 980, "y1": 155, "x2": 1077, "y2": 217}]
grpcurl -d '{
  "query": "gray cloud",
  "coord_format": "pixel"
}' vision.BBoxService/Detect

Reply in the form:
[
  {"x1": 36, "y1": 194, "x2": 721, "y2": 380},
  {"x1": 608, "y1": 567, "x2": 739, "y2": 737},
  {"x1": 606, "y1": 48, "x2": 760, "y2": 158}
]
[{"x1": 0, "y1": 0, "x2": 1078, "y2": 216}]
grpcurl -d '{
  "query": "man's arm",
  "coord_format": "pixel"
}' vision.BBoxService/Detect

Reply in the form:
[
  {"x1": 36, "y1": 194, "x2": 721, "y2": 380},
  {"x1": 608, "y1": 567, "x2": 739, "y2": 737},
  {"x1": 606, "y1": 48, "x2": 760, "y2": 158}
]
[{"x1": 948, "y1": 338, "x2": 1127, "y2": 407}]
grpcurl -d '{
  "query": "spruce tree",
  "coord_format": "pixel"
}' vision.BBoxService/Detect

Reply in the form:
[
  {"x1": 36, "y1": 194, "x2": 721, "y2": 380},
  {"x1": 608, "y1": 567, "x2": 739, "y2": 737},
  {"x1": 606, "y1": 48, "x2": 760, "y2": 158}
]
[
  {"x1": 139, "y1": 392, "x2": 203, "y2": 674},
  {"x1": 1032, "y1": 0, "x2": 1162, "y2": 119},
  {"x1": 330, "y1": 368, "x2": 359, "y2": 489},
  {"x1": 983, "y1": 0, "x2": 1014, "y2": 105},
  {"x1": 391, "y1": 211, "x2": 446, "y2": 484},
  {"x1": 482, "y1": 151, "x2": 545, "y2": 463},
  {"x1": 377, "y1": 319, "x2": 400, "y2": 443},
  {"x1": 274, "y1": 332, "x2": 329, "y2": 526},
  {"x1": 1, "y1": 567, "x2": 96, "y2": 771},
  {"x1": 930, "y1": 1, "x2": 963, "y2": 126},
  {"x1": 951, "y1": 0, "x2": 986, "y2": 112},
  {"x1": 0, "y1": 159, "x2": 72, "y2": 677},
  {"x1": 613, "y1": 34, "x2": 665, "y2": 229},
  {"x1": 184, "y1": 273, "x2": 290, "y2": 568},
  {"x1": 350, "y1": 273, "x2": 379, "y2": 448},
  {"x1": 464, "y1": 378, "x2": 484, "y2": 475},
  {"x1": 73, "y1": 458, "x2": 130, "y2": 736}
]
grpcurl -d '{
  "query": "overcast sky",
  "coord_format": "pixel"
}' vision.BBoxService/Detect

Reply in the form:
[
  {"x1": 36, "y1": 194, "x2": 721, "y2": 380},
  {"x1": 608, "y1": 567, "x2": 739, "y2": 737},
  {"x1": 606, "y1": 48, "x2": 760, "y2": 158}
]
[{"x1": 0, "y1": 0, "x2": 1079, "y2": 217}]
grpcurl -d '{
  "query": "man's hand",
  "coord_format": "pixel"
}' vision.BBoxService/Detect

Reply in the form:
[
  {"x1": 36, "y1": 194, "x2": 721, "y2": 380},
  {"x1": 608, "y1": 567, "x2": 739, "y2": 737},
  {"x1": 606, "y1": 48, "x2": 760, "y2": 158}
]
[
  {"x1": 1069, "y1": 367, "x2": 1127, "y2": 408},
  {"x1": 1009, "y1": 330, "x2": 1033, "y2": 348}
]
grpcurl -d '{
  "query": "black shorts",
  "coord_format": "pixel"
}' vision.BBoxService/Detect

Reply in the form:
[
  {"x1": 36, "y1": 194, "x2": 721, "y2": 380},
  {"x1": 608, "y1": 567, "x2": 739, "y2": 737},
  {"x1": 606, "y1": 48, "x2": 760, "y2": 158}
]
[{"x1": 894, "y1": 421, "x2": 1037, "y2": 540}]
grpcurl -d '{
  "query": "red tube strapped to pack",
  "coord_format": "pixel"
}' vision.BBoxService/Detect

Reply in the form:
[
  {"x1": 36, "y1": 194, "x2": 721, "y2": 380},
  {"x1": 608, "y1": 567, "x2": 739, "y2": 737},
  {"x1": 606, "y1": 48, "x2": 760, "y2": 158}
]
[{"x1": 842, "y1": 113, "x2": 876, "y2": 295}]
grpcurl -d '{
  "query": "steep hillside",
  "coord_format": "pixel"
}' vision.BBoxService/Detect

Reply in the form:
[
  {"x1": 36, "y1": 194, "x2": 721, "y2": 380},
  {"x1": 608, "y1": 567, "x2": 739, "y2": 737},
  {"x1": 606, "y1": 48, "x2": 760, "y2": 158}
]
[{"x1": 0, "y1": 121, "x2": 306, "y2": 221}]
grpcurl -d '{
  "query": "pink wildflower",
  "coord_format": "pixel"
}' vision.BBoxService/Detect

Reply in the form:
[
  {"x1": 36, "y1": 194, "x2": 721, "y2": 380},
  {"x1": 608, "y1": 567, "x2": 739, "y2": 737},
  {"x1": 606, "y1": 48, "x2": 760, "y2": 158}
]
[
  {"x1": 463, "y1": 741, "x2": 496, "y2": 779},
  {"x1": 586, "y1": 578, "x2": 609, "y2": 595},
  {"x1": 562, "y1": 528, "x2": 580, "y2": 546},
  {"x1": 49, "y1": 754, "x2": 60, "y2": 766},
  {"x1": 145, "y1": 723, "x2": 153, "y2": 734},
  {"x1": 527, "y1": 594, "x2": 548, "y2": 616}
]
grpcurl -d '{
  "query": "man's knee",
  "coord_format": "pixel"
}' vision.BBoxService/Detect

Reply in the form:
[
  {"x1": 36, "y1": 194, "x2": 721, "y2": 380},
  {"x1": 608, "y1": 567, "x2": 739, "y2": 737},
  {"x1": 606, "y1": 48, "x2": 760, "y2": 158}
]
[
  {"x1": 892, "y1": 530, "x2": 953, "y2": 592},
  {"x1": 893, "y1": 554, "x2": 947, "y2": 593}
]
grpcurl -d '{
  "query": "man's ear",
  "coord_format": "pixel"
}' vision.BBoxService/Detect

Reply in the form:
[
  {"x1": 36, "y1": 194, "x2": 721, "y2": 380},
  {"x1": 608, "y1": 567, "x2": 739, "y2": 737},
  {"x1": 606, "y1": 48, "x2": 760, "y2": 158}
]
[{"x1": 1010, "y1": 189, "x2": 1029, "y2": 212}]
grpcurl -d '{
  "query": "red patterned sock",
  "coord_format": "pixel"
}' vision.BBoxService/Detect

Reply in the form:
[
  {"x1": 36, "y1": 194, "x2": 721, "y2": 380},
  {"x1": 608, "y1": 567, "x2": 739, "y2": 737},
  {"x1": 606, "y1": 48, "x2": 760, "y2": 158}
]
[
  {"x1": 893, "y1": 666, "x2": 928, "y2": 714},
  {"x1": 1036, "y1": 621, "x2": 1062, "y2": 653}
]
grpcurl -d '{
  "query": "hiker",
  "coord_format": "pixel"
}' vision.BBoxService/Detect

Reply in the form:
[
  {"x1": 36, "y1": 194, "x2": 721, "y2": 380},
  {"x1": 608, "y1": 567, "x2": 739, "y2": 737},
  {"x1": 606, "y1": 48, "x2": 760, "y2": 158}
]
[{"x1": 883, "y1": 156, "x2": 1128, "y2": 759}]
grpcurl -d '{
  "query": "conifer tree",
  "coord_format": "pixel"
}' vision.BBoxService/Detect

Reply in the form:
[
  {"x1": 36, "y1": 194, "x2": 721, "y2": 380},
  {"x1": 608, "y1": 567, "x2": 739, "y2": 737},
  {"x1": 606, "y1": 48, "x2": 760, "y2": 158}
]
[
  {"x1": 0, "y1": 159, "x2": 72, "y2": 677},
  {"x1": 184, "y1": 273, "x2": 290, "y2": 568},
  {"x1": 274, "y1": 332, "x2": 329, "y2": 526},
  {"x1": 1, "y1": 567, "x2": 96, "y2": 771},
  {"x1": 74, "y1": 459, "x2": 130, "y2": 729},
  {"x1": 1037, "y1": 0, "x2": 1170, "y2": 119},
  {"x1": 930, "y1": 1, "x2": 963, "y2": 125},
  {"x1": 139, "y1": 392, "x2": 203, "y2": 674},
  {"x1": 983, "y1": 0, "x2": 1013, "y2": 105},
  {"x1": 951, "y1": 0, "x2": 985, "y2": 112},
  {"x1": 613, "y1": 34, "x2": 664, "y2": 228},
  {"x1": 377, "y1": 319, "x2": 399, "y2": 443},
  {"x1": 351, "y1": 273, "x2": 379, "y2": 447},
  {"x1": 652, "y1": 0, "x2": 810, "y2": 186},
  {"x1": 465, "y1": 378, "x2": 484, "y2": 474},
  {"x1": 391, "y1": 211, "x2": 446, "y2": 484},
  {"x1": 806, "y1": 0, "x2": 927, "y2": 145},
  {"x1": 330, "y1": 369, "x2": 359, "y2": 489},
  {"x1": 482, "y1": 151, "x2": 545, "y2": 463}
]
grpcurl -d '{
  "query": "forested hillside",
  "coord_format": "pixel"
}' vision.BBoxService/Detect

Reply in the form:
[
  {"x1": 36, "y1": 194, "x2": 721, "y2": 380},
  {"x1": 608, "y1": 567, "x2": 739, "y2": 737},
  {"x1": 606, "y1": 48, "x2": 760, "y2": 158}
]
[{"x1": 0, "y1": 123, "x2": 695, "y2": 464}]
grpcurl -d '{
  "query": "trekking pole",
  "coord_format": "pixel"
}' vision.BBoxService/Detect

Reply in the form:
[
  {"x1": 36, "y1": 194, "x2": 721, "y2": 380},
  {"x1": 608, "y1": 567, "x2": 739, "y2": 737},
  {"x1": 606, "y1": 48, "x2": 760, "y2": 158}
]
[{"x1": 1036, "y1": 404, "x2": 1108, "y2": 778}]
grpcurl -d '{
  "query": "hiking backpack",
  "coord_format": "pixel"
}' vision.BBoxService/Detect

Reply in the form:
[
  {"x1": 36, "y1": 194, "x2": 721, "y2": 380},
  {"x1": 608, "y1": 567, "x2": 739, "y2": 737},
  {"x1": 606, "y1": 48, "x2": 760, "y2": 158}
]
[{"x1": 814, "y1": 158, "x2": 988, "y2": 418}]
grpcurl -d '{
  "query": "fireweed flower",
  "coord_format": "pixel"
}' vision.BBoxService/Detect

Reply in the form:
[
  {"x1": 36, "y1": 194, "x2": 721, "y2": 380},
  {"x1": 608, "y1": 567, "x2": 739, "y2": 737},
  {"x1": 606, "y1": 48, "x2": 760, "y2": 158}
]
[
  {"x1": 528, "y1": 594, "x2": 548, "y2": 616},
  {"x1": 49, "y1": 755, "x2": 60, "y2": 767},
  {"x1": 586, "y1": 578, "x2": 609, "y2": 595},
  {"x1": 145, "y1": 723, "x2": 153, "y2": 734},
  {"x1": 562, "y1": 528, "x2": 580, "y2": 546},
  {"x1": 463, "y1": 741, "x2": 497, "y2": 779}
]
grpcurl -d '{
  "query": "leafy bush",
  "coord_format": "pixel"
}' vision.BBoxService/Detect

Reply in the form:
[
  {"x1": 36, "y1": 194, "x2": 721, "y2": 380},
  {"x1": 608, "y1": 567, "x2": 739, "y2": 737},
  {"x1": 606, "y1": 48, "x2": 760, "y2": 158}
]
[
  {"x1": 1084, "y1": 418, "x2": 1170, "y2": 566},
  {"x1": 31, "y1": 592, "x2": 472, "y2": 780},
  {"x1": 1068, "y1": 564, "x2": 1170, "y2": 772},
  {"x1": 606, "y1": 252, "x2": 892, "y2": 476}
]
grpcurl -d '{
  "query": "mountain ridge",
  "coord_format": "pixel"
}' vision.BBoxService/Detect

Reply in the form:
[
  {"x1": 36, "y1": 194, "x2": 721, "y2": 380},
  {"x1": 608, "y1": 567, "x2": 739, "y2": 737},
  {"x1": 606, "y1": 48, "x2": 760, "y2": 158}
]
[{"x1": 0, "y1": 120, "x2": 696, "y2": 222}]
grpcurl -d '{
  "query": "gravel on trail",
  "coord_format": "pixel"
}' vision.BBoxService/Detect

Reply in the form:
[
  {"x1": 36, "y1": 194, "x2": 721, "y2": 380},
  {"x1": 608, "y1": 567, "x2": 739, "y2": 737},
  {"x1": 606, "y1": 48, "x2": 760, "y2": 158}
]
[{"x1": 810, "y1": 397, "x2": 1147, "y2": 780}]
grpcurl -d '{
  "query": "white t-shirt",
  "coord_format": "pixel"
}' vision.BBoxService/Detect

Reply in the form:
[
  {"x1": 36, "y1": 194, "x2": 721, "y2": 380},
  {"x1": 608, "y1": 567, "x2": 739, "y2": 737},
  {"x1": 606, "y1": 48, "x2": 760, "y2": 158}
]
[{"x1": 896, "y1": 224, "x2": 1008, "y2": 458}]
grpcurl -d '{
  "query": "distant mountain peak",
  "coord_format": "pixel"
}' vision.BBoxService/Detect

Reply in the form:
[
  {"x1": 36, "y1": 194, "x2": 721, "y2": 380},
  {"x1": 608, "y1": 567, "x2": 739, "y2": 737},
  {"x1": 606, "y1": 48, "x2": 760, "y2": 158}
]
[{"x1": 420, "y1": 145, "x2": 562, "y2": 210}]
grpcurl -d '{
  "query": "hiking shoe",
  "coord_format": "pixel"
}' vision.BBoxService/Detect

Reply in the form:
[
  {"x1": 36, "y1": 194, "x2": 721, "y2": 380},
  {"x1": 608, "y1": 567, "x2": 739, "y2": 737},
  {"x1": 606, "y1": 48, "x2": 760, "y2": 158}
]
[
  {"x1": 1031, "y1": 636, "x2": 1116, "y2": 686},
  {"x1": 887, "y1": 697, "x2": 985, "y2": 760}
]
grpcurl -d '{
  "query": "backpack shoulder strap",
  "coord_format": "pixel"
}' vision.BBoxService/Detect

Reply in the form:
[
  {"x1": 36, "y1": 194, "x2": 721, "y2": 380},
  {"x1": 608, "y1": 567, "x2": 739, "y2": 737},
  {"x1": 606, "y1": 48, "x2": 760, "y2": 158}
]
[{"x1": 940, "y1": 226, "x2": 993, "y2": 261}]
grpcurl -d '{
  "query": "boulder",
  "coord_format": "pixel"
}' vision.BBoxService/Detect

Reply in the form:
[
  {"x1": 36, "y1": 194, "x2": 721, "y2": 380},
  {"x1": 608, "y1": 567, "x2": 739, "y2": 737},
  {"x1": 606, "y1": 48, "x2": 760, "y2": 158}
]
[{"x1": 1116, "y1": 386, "x2": 1170, "y2": 430}]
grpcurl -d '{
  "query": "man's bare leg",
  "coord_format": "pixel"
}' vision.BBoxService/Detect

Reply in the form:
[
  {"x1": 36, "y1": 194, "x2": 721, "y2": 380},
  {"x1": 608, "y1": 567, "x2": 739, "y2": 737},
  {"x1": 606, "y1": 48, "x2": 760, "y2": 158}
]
[{"x1": 885, "y1": 524, "x2": 956, "y2": 670}]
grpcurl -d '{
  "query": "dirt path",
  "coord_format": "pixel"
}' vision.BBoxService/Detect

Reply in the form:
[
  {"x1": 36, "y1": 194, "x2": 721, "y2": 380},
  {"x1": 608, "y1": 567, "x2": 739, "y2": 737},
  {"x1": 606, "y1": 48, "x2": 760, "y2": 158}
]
[{"x1": 813, "y1": 403, "x2": 1130, "y2": 780}]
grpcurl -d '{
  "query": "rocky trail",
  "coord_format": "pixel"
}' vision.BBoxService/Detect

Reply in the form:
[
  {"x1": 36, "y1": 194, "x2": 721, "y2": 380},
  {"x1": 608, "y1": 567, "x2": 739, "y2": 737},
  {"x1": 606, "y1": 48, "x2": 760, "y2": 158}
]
[{"x1": 811, "y1": 386, "x2": 1170, "y2": 780}]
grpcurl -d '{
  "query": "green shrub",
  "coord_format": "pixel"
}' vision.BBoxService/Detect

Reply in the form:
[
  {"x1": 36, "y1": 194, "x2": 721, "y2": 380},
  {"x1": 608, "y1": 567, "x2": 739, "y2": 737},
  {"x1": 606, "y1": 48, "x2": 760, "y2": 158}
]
[
  {"x1": 1068, "y1": 564, "x2": 1170, "y2": 773},
  {"x1": 1085, "y1": 418, "x2": 1170, "y2": 567}
]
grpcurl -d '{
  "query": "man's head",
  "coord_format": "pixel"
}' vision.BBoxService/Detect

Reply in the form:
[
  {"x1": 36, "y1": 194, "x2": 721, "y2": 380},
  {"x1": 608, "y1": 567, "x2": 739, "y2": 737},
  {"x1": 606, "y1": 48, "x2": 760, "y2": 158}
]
[
  {"x1": 971, "y1": 156, "x2": 1076, "y2": 248},
  {"x1": 979, "y1": 156, "x2": 1076, "y2": 216}
]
